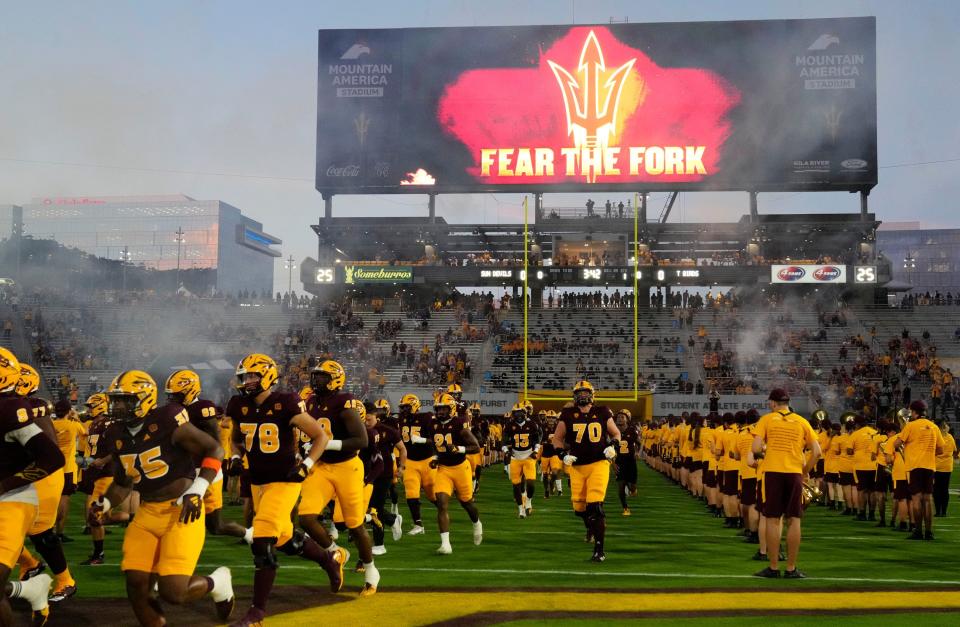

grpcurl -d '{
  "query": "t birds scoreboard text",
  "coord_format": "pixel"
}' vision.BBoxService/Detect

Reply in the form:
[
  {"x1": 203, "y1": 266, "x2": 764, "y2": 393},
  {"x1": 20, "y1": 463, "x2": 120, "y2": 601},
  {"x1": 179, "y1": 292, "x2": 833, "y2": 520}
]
[{"x1": 317, "y1": 17, "x2": 876, "y2": 194}]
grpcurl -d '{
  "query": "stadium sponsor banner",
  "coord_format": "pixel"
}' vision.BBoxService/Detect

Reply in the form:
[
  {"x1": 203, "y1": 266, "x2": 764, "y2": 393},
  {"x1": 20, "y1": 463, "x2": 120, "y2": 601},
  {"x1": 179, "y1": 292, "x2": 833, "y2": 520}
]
[
  {"x1": 317, "y1": 18, "x2": 876, "y2": 194},
  {"x1": 654, "y1": 394, "x2": 811, "y2": 416},
  {"x1": 770, "y1": 264, "x2": 847, "y2": 284},
  {"x1": 342, "y1": 265, "x2": 413, "y2": 284}
]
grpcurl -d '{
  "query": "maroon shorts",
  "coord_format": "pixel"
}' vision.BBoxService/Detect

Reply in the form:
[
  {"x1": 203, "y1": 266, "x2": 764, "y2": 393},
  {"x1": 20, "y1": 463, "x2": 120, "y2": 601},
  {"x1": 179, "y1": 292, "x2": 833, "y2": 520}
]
[
  {"x1": 908, "y1": 468, "x2": 935, "y2": 495},
  {"x1": 684, "y1": 456, "x2": 693, "y2": 470},
  {"x1": 239, "y1": 469, "x2": 252, "y2": 499},
  {"x1": 824, "y1": 472, "x2": 839, "y2": 484},
  {"x1": 893, "y1": 479, "x2": 910, "y2": 500},
  {"x1": 755, "y1": 478, "x2": 765, "y2": 515},
  {"x1": 704, "y1": 469, "x2": 717, "y2": 488},
  {"x1": 722, "y1": 470, "x2": 740, "y2": 496},
  {"x1": 874, "y1": 468, "x2": 891, "y2": 493},
  {"x1": 740, "y1": 477, "x2": 757, "y2": 506},
  {"x1": 839, "y1": 471, "x2": 855, "y2": 486},
  {"x1": 762, "y1": 471, "x2": 804, "y2": 519},
  {"x1": 810, "y1": 458, "x2": 825, "y2": 478},
  {"x1": 62, "y1": 471, "x2": 77, "y2": 496},
  {"x1": 855, "y1": 469, "x2": 876, "y2": 491}
]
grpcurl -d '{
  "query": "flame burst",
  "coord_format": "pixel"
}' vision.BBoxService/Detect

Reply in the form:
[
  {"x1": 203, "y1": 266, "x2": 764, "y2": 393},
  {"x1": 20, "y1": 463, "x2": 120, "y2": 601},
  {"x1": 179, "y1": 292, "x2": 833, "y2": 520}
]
[{"x1": 400, "y1": 168, "x2": 437, "y2": 185}]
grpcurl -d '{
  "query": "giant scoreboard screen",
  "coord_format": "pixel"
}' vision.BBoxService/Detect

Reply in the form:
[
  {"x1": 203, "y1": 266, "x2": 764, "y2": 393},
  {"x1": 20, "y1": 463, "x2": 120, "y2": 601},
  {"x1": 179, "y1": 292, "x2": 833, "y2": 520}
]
[{"x1": 317, "y1": 17, "x2": 876, "y2": 194}]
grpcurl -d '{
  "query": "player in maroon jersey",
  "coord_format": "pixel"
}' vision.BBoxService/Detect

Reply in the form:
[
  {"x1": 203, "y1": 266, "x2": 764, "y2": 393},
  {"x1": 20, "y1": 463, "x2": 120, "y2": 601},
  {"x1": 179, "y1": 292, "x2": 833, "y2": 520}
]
[
  {"x1": 299, "y1": 360, "x2": 380, "y2": 597},
  {"x1": 364, "y1": 401, "x2": 406, "y2": 555},
  {"x1": 399, "y1": 393, "x2": 437, "y2": 535},
  {"x1": 552, "y1": 380, "x2": 620, "y2": 562},
  {"x1": 0, "y1": 348, "x2": 65, "y2": 627},
  {"x1": 430, "y1": 394, "x2": 483, "y2": 554},
  {"x1": 503, "y1": 403, "x2": 542, "y2": 517},
  {"x1": 165, "y1": 370, "x2": 245, "y2": 539},
  {"x1": 90, "y1": 370, "x2": 235, "y2": 626},
  {"x1": 227, "y1": 354, "x2": 344, "y2": 626},
  {"x1": 614, "y1": 409, "x2": 641, "y2": 515}
]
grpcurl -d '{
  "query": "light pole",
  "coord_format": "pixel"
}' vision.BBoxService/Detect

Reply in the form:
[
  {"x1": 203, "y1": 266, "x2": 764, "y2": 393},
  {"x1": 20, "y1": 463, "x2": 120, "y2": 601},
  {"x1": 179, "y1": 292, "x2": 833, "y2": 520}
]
[
  {"x1": 121, "y1": 245, "x2": 130, "y2": 292},
  {"x1": 284, "y1": 255, "x2": 297, "y2": 294},
  {"x1": 903, "y1": 253, "x2": 916, "y2": 289},
  {"x1": 174, "y1": 226, "x2": 185, "y2": 291}
]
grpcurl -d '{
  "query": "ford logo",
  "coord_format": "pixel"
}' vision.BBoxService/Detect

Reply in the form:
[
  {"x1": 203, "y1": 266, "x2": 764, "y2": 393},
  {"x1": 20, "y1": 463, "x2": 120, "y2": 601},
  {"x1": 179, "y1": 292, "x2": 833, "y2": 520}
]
[
  {"x1": 777, "y1": 266, "x2": 806, "y2": 281},
  {"x1": 841, "y1": 159, "x2": 868, "y2": 170},
  {"x1": 813, "y1": 266, "x2": 842, "y2": 281}
]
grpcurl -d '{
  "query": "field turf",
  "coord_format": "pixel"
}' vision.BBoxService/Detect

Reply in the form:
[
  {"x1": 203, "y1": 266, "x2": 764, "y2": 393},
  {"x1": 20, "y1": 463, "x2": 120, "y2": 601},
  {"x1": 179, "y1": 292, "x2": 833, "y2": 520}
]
[{"x1": 43, "y1": 461, "x2": 959, "y2": 624}]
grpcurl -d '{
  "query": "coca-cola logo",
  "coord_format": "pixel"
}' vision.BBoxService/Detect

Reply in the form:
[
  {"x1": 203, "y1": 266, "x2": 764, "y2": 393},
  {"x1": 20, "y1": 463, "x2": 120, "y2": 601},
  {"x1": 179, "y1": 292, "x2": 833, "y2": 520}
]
[
  {"x1": 813, "y1": 266, "x2": 842, "y2": 281},
  {"x1": 777, "y1": 266, "x2": 805, "y2": 281},
  {"x1": 326, "y1": 164, "x2": 361, "y2": 177}
]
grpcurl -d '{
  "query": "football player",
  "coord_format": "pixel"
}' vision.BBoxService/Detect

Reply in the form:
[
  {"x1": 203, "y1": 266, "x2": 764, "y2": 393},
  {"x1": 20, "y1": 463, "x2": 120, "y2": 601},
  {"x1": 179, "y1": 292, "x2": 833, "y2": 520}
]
[
  {"x1": 552, "y1": 380, "x2": 620, "y2": 562},
  {"x1": 430, "y1": 394, "x2": 483, "y2": 554},
  {"x1": 89, "y1": 370, "x2": 235, "y2": 625},
  {"x1": 373, "y1": 399, "x2": 400, "y2": 514},
  {"x1": 465, "y1": 403, "x2": 487, "y2": 494},
  {"x1": 51, "y1": 398, "x2": 85, "y2": 545},
  {"x1": 165, "y1": 370, "x2": 246, "y2": 539},
  {"x1": 446, "y1": 383, "x2": 467, "y2": 418},
  {"x1": 614, "y1": 409, "x2": 640, "y2": 516},
  {"x1": 76, "y1": 393, "x2": 129, "y2": 566},
  {"x1": 13, "y1": 365, "x2": 79, "y2": 605},
  {"x1": 539, "y1": 411, "x2": 562, "y2": 499},
  {"x1": 398, "y1": 393, "x2": 436, "y2": 535},
  {"x1": 503, "y1": 403, "x2": 542, "y2": 518},
  {"x1": 301, "y1": 360, "x2": 380, "y2": 596},
  {"x1": 228, "y1": 354, "x2": 344, "y2": 626},
  {"x1": 0, "y1": 348, "x2": 63, "y2": 627},
  {"x1": 364, "y1": 401, "x2": 405, "y2": 554}
]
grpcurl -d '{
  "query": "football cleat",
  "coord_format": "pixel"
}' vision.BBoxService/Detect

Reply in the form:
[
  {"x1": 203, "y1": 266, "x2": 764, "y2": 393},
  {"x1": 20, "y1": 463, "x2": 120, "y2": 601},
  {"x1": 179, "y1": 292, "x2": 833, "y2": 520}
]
[
  {"x1": 584, "y1": 531, "x2": 594, "y2": 543},
  {"x1": 81, "y1": 553, "x2": 104, "y2": 566},
  {"x1": 590, "y1": 551, "x2": 606, "y2": 563},
  {"x1": 20, "y1": 561, "x2": 46, "y2": 581},
  {"x1": 408, "y1": 524, "x2": 425, "y2": 536},
  {"x1": 359, "y1": 564, "x2": 380, "y2": 598},
  {"x1": 436, "y1": 544, "x2": 453, "y2": 555},
  {"x1": 48, "y1": 582, "x2": 77, "y2": 603},
  {"x1": 371, "y1": 545, "x2": 387, "y2": 556},
  {"x1": 325, "y1": 547, "x2": 349, "y2": 593},
  {"x1": 355, "y1": 560, "x2": 365, "y2": 573},
  {"x1": 31, "y1": 607, "x2": 49, "y2": 627},
  {"x1": 209, "y1": 567, "x2": 235, "y2": 621},
  {"x1": 230, "y1": 606, "x2": 266, "y2": 627},
  {"x1": 622, "y1": 508, "x2": 631, "y2": 516},
  {"x1": 391, "y1": 513, "x2": 403, "y2": 541},
  {"x1": 473, "y1": 521, "x2": 483, "y2": 546}
]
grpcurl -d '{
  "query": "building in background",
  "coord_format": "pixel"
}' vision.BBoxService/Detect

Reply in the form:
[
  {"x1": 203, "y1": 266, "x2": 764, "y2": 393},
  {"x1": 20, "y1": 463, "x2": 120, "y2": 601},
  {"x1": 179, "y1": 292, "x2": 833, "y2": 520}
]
[
  {"x1": 877, "y1": 222, "x2": 960, "y2": 293},
  {"x1": 0, "y1": 195, "x2": 280, "y2": 295}
]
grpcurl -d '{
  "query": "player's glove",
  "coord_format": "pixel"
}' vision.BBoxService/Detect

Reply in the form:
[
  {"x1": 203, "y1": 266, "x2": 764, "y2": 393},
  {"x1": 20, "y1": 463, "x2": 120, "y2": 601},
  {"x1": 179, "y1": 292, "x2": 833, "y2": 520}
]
[
  {"x1": 88, "y1": 496, "x2": 110, "y2": 528},
  {"x1": 286, "y1": 458, "x2": 314, "y2": 483},
  {"x1": 603, "y1": 446, "x2": 617, "y2": 460},
  {"x1": 563, "y1": 454, "x2": 578, "y2": 466},
  {"x1": 178, "y1": 493, "x2": 203, "y2": 524}
]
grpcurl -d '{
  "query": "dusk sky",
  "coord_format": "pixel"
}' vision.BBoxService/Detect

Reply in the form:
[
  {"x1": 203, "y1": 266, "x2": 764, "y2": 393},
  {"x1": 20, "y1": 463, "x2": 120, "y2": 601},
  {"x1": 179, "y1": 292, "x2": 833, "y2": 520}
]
[{"x1": 2, "y1": 1, "x2": 958, "y2": 289}]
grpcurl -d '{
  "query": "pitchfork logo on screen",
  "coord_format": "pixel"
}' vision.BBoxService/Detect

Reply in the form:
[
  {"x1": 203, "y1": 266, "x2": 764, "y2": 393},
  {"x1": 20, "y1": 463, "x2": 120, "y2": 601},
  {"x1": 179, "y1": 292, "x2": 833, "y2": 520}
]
[
  {"x1": 437, "y1": 26, "x2": 740, "y2": 185},
  {"x1": 813, "y1": 266, "x2": 842, "y2": 281},
  {"x1": 777, "y1": 266, "x2": 806, "y2": 281}
]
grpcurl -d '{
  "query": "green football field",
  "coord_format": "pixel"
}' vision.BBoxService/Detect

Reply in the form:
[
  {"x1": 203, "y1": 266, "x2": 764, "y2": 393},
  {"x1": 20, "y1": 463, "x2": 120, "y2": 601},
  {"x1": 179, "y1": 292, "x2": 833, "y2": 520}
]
[{"x1": 48, "y1": 461, "x2": 960, "y2": 623}]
